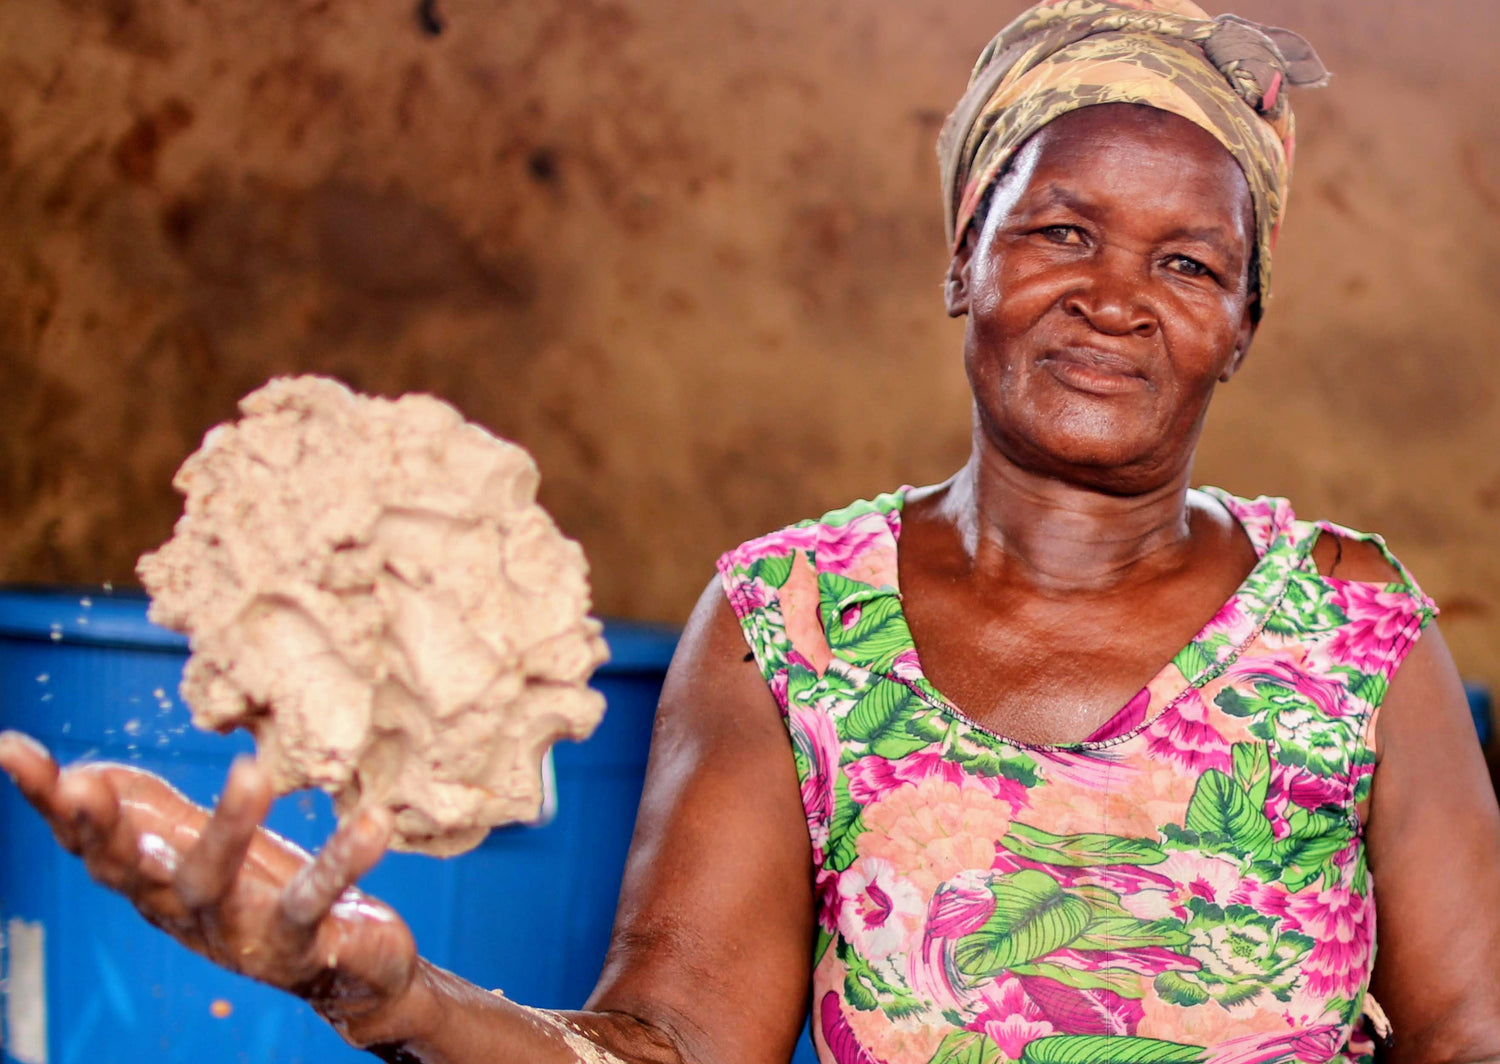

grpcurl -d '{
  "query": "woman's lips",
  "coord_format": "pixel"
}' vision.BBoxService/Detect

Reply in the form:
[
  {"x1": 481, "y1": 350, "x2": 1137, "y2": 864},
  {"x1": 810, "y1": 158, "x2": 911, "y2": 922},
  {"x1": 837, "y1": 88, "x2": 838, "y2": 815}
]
[{"x1": 1038, "y1": 347, "x2": 1149, "y2": 395}]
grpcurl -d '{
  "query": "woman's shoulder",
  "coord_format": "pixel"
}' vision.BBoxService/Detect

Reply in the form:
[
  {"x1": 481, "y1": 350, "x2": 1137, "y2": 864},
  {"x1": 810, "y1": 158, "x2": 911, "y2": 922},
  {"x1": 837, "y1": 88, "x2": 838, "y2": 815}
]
[
  {"x1": 1200, "y1": 485, "x2": 1428, "y2": 590},
  {"x1": 717, "y1": 489, "x2": 906, "y2": 580}
]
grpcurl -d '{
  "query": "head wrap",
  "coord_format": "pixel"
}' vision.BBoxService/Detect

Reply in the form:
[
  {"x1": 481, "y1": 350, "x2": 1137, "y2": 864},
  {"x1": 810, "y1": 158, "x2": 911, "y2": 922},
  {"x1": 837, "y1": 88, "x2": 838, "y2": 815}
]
[{"x1": 937, "y1": 0, "x2": 1328, "y2": 309}]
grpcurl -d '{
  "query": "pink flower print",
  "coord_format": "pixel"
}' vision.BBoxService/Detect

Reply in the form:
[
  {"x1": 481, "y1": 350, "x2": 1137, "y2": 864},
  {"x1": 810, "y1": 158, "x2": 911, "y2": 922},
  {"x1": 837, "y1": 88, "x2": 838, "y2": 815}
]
[
  {"x1": 1085, "y1": 687, "x2": 1151, "y2": 743},
  {"x1": 1144, "y1": 690, "x2": 1232, "y2": 775},
  {"x1": 816, "y1": 866, "x2": 842, "y2": 933},
  {"x1": 790, "y1": 704, "x2": 838, "y2": 847},
  {"x1": 1263, "y1": 761, "x2": 1348, "y2": 838},
  {"x1": 890, "y1": 648, "x2": 923, "y2": 684},
  {"x1": 1045, "y1": 946, "x2": 1200, "y2": 979},
  {"x1": 1155, "y1": 851, "x2": 1248, "y2": 920},
  {"x1": 768, "y1": 670, "x2": 789, "y2": 710},
  {"x1": 990, "y1": 847, "x2": 1177, "y2": 899},
  {"x1": 727, "y1": 577, "x2": 769, "y2": 615},
  {"x1": 1030, "y1": 747, "x2": 1125, "y2": 789},
  {"x1": 1327, "y1": 581, "x2": 1422, "y2": 676},
  {"x1": 973, "y1": 977, "x2": 1056, "y2": 1056},
  {"x1": 819, "y1": 992, "x2": 886, "y2": 1064},
  {"x1": 1226, "y1": 876, "x2": 1295, "y2": 924},
  {"x1": 1205, "y1": 1025, "x2": 1346, "y2": 1064},
  {"x1": 841, "y1": 1002, "x2": 948, "y2": 1062},
  {"x1": 1225, "y1": 647, "x2": 1350, "y2": 718},
  {"x1": 924, "y1": 876, "x2": 996, "y2": 940},
  {"x1": 818, "y1": 511, "x2": 900, "y2": 587},
  {"x1": 1285, "y1": 886, "x2": 1374, "y2": 1000},
  {"x1": 909, "y1": 872, "x2": 995, "y2": 1010},
  {"x1": 1215, "y1": 493, "x2": 1283, "y2": 542},
  {"x1": 1017, "y1": 975, "x2": 1144, "y2": 1036},
  {"x1": 724, "y1": 523, "x2": 822, "y2": 570},
  {"x1": 856, "y1": 776, "x2": 1014, "y2": 894},
  {"x1": 845, "y1": 750, "x2": 1028, "y2": 814},
  {"x1": 1199, "y1": 594, "x2": 1256, "y2": 653},
  {"x1": 838, "y1": 857, "x2": 926, "y2": 961}
]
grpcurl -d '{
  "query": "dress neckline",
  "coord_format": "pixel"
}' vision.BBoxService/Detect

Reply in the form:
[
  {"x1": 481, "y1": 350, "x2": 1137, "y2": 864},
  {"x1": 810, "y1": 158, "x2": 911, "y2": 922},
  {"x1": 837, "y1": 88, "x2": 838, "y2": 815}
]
[{"x1": 879, "y1": 485, "x2": 1301, "y2": 752}]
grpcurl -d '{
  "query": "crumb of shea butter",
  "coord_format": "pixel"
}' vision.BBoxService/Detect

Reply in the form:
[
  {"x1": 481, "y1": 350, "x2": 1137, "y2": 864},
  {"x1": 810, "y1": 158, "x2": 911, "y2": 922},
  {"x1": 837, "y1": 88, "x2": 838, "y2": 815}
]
[{"x1": 137, "y1": 376, "x2": 609, "y2": 856}]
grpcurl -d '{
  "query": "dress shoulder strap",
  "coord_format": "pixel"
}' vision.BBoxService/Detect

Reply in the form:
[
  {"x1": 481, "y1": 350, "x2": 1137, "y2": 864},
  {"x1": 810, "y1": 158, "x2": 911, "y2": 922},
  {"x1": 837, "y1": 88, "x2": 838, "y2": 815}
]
[{"x1": 716, "y1": 492, "x2": 906, "y2": 711}]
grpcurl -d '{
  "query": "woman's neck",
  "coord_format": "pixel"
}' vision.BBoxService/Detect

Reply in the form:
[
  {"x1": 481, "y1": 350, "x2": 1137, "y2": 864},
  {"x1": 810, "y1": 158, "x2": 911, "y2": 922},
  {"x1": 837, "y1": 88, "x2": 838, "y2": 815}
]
[{"x1": 934, "y1": 446, "x2": 1198, "y2": 594}]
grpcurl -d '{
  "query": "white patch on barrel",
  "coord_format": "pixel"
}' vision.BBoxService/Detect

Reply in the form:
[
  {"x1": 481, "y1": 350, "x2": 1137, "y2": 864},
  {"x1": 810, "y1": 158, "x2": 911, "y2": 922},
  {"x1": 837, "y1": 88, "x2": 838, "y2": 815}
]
[{"x1": 3, "y1": 917, "x2": 48, "y2": 1064}]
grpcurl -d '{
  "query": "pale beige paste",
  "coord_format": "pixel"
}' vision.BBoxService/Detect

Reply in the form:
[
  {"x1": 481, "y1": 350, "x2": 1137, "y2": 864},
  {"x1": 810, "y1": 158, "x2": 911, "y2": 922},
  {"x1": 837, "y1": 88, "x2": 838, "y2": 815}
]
[{"x1": 137, "y1": 376, "x2": 609, "y2": 855}]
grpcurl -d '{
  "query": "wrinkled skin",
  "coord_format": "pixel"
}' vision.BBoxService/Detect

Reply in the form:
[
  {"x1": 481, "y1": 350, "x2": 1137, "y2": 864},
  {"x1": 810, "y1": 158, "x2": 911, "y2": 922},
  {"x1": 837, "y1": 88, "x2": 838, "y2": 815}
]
[{"x1": 5, "y1": 104, "x2": 1499, "y2": 1064}]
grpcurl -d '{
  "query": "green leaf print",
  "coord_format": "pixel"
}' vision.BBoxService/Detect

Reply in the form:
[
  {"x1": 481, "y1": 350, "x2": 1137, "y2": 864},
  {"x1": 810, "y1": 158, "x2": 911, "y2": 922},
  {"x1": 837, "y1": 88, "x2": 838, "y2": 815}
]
[
  {"x1": 1184, "y1": 770, "x2": 1274, "y2": 858},
  {"x1": 1175, "y1": 900, "x2": 1314, "y2": 1007},
  {"x1": 1000, "y1": 823, "x2": 1167, "y2": 867},
  {"x1": 1008, "y1": 959, "x2": 1147, "y2": 995},
  {"x1": 843, "y1": 679, "x2": 926, "y2": 743},
  {"x1": 1213, "y1": 687, "x2": 1254, "y2": 718},
  {"x1": 1272, "y1": 807, "x2": 1351, "y2": 891},
  {"x1": 839, "y1": 679, "x2": 940, "y2": 760},
  {"x1": 870, "y1": 732, "x2": 934, "y2": 760},
  {"x1": 952, "y1": 871, "x2": 1091, "y2": 978},
  {"x1": 952, "y1": 731, "x2": 1041, "y2": 786},
  {"x1": 819, "y1": 575, "x2": 911, "y2": 669},
  {"x1": 1172, "y1": 640, "x2": 1214, "y2": 682},
  {"x1": 1345, "y1": 669, "x2": 1388, "y2": 706},
  {"x1": 1019, "y1": 1035, "x2": 1206, "y2": 1064},
  {"x1": 748, "y1": 552, "x2": 795, "y2": 590},
  {"x1": 1231, "y1": 742, "x2": 1272, "y2": 811},
  {"x1": 1070, "y1": 913, "x2": 1191, "y2": 952},
  {"x1": 929, "y1": 1030, "x2": 1004, "y2": 1064},
  {"x1": 1153, "y1": 971, "x2": 1211, "y2": 1007},
  {"x1": 839, "y1": 936, "x2": 921, "y2": 1015},
  {"x1": 1264, "y1": 571, "x2": 1347, "y2": 637},
  {"x1": 827, "y1": 810, "x2": 865, "y2": 873},
  {"x1": 786, "y1": 663, "x2": 822, "y2": 708}
]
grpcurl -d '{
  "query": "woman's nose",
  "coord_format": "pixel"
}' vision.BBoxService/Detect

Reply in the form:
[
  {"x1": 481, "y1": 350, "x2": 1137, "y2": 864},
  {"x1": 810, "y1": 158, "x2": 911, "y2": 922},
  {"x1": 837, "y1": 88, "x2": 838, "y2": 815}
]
[{"x1": 1062, "y1": 251, "x2": 1158, "y2": 338}]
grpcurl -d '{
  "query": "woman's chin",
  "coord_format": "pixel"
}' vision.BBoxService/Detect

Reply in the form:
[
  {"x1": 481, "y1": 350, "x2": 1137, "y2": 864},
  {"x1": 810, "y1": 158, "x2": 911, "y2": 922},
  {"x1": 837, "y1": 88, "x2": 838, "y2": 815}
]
[{"x1": 990, "y1": 422, "x2": 1182, "y2": 489}]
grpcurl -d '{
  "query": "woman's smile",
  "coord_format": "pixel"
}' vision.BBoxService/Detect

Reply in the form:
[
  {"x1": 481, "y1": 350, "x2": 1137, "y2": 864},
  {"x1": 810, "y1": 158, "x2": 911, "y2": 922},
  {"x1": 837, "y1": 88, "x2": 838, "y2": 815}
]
[{"x1": 1037, "y1": 344, "x2": 1152, "y2": 396}]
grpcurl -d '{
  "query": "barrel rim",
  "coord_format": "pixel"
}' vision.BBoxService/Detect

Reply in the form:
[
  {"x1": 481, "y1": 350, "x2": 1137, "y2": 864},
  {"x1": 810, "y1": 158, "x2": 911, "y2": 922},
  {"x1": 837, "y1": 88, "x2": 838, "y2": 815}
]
[{"x1": 0, "y1": 584, "x2": 679, "y2": 673}]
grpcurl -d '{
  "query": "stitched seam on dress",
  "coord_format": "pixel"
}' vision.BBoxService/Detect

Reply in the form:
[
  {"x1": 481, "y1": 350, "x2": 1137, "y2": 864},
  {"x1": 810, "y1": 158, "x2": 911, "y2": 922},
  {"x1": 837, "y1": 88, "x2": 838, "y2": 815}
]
[
  {"x1": 880, "y1": 489, "x2": 1305, "y2": 752},
  {"x1": 887, "y1": 555, "x2": 1300, "y2": 753}
]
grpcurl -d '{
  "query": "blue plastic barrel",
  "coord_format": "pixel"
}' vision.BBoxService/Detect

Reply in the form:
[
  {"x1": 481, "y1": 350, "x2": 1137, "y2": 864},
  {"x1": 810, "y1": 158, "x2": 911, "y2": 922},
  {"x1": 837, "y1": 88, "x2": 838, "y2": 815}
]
[
  {"x1": 0, "y1": 586, "x2": 690, "y2": 1064},
  {"x1": 1468, "y1": 682, "x2": 1494, "y2": 749}
]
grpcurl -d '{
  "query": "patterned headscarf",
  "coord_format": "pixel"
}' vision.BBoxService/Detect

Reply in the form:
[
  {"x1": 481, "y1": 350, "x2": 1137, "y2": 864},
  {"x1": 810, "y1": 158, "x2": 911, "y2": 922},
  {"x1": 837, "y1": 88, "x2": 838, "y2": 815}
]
[{"x1": 938, "y1": 0, "x2": 1328, "y2": 309}]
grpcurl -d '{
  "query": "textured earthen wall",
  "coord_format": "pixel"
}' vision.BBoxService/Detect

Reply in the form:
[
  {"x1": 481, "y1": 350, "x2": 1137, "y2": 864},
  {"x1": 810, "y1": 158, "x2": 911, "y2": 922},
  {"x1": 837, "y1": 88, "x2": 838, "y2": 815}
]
[{"x1": 3, "y1": 0, "x2": 1498, "y2": 690}]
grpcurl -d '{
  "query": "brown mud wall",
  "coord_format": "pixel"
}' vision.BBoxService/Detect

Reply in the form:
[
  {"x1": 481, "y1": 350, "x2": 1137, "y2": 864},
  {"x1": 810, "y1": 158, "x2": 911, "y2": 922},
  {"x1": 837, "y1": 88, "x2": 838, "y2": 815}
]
[{"x1": 3, "y1": 0, "x2": 1498, "y2": 691}]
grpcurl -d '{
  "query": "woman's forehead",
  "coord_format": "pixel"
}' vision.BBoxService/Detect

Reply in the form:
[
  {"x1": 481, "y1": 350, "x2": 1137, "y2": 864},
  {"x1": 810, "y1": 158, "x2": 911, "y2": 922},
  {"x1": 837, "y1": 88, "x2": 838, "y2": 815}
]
[{"x1": 1006, "y1": 105, "x2": 1253, "y2": 232}]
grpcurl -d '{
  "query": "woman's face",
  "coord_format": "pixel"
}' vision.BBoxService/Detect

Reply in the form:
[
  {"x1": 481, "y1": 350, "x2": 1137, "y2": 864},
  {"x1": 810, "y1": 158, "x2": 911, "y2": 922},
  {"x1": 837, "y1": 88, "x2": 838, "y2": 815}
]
[{"x1": 946, "y1": 103, "x2": 1256, "y2": 494}]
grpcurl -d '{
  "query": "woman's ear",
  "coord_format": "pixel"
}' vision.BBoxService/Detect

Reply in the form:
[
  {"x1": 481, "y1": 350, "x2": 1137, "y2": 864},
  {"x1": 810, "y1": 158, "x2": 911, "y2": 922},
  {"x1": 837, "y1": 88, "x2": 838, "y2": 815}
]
[
  {"x1": 1219, "y1": 303, "x2": 1258, "y2": 382},
  {"x1": 945, "y1": 226, "x2": 977, "y2": 318}
]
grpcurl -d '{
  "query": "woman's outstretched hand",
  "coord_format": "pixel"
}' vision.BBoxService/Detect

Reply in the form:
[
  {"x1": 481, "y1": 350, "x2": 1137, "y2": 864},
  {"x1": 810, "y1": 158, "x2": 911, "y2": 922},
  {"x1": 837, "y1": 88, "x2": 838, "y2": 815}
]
[{"x1": 0, "y1": 730, "x2": 426, "y2": 1048}]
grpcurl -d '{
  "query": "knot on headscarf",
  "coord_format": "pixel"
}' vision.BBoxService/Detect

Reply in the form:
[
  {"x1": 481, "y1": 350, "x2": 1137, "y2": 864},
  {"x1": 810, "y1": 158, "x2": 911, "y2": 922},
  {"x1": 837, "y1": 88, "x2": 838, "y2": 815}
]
[
  {"x1": 1200, "y1": 13, "x2": 1329, "y2": 118},
  {"x1": 938, "y1": 0, "x2": 1329, "y2": 311}
]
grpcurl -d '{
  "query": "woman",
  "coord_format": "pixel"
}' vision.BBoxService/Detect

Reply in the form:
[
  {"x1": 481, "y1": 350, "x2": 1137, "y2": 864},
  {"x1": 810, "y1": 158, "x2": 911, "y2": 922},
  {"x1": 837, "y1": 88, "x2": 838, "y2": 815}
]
[{"x1": 3, "y1": 1, "x2": 1499, "y2": 1061}]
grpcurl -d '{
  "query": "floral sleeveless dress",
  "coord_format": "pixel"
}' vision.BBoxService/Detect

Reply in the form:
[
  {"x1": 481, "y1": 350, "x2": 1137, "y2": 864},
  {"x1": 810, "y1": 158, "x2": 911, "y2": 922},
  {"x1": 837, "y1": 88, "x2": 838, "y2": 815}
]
[{"x1": 716, "y1": 488, "x2": 1435, "y2": 1064}]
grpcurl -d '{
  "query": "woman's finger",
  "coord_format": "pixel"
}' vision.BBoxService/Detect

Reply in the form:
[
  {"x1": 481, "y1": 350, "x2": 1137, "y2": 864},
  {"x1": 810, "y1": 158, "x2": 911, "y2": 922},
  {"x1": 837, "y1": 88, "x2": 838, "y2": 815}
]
[
  {"x1": 174, "y1": 756, "x2": 274, "y2": 909},
  {"x1": 0, "y1": 731, "x2": 78, "y2": 849},
  {"x1": 278, "y1": 806, "x2": 393, "y2": 934},
  {"x1": 56, "y1": 768, "x2": 138, "y2": 889}
]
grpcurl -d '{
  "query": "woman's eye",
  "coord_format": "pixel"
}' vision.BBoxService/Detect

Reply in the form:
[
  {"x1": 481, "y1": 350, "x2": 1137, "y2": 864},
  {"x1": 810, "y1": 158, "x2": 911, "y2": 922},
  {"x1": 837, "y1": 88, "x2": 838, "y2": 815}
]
[
  {"x1": 1038, "y1": 225, "x2": 1084, "y2": 244},
  {"x1": 1166, "y1": 255, "x2": 1213, "y2": 279}
]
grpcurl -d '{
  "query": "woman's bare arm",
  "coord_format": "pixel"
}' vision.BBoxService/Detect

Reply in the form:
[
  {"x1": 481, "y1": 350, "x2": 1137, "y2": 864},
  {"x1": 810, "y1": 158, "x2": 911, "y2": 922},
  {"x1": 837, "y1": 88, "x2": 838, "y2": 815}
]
[
  {"x1": 1366, "y1": 622, "x2": 1500, "y2": 1063},
  {"x1": 0, "y1": 578, "x2": 813, "y2": 1064}
]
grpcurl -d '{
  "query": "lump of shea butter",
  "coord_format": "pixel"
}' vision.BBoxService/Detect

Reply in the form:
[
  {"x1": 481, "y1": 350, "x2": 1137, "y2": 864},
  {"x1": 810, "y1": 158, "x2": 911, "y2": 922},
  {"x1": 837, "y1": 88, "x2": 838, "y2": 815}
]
[{"x1": 137, "y1": 375, "x2": 609, "y2": 856}]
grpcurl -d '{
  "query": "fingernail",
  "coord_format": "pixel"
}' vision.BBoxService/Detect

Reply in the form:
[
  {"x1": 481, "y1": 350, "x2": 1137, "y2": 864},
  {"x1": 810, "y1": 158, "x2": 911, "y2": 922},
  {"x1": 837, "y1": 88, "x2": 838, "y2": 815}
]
[
  {"x1": 354, "y1": 810, "x2": 386, "y2": 843},
  {"x1": 0, "y1": 731, "x2": 47, "y2": 759}
]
